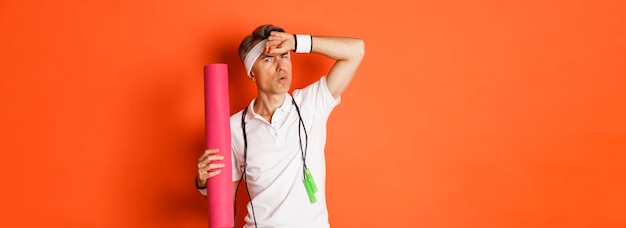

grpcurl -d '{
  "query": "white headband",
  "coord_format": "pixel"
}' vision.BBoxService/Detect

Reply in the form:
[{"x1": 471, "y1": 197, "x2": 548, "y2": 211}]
[{"x1": 243, "y1": 39, "x2": 267, "y2": 77}]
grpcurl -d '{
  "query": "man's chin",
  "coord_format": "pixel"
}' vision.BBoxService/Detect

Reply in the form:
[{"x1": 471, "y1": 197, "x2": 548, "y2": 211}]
[{"x1": 278, "y1": 85, "x2": 291, "y2": 94}]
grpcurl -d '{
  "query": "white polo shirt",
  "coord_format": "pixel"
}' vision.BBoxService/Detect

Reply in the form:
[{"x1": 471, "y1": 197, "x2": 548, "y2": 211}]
[{"x1": 231, "y1": 77, "x2": 340, "y2": 228}]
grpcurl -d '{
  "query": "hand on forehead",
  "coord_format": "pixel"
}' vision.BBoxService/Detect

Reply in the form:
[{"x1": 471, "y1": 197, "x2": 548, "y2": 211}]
[
  {"x1": 244, "y1": 31, "x2": 293, "y2": 76},
  {"x1": 265, "y1": 31, "x2": 293, "y2": 55}
]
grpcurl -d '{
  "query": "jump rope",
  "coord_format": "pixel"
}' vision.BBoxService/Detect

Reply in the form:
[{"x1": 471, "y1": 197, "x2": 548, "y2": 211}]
[{"x1": 234, "y1": 99, "x2": 317, "y2": 228}]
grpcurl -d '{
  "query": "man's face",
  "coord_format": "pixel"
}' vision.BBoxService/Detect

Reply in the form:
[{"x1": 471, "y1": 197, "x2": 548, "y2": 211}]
[{"x1": 250, "y1": 51, "x2": 292, "y2": 95}]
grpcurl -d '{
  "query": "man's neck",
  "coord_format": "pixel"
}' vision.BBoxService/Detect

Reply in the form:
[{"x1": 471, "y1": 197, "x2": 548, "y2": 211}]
[{"x1": 253, "y1": 92, "x2": 286, "y2": 123}]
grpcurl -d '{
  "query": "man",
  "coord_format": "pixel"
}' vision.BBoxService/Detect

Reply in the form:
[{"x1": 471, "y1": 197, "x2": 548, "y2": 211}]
[{"x1": 196, "y1": 24, "x2": 364, "y2": 228}]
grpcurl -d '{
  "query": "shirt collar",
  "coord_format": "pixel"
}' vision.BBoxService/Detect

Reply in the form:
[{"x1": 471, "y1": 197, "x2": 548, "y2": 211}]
[{"x1": 244, "y1": 93, "x2": 293, "y2": 123}]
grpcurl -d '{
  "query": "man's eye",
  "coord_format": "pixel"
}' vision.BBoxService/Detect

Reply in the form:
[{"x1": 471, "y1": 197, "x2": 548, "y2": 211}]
[
  {"x1": 281, "y1": 54, "x2": 289, "y2": 58},
  {"x1": 263, "y1": 57, "x2": 272, "y2": 62}
]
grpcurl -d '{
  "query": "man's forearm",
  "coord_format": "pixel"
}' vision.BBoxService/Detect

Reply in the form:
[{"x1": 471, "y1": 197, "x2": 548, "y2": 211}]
[
  {"x1": 309, "y1": 36, "x2": 364, "y2": 98},
  {"x1": 311, "y1": 36, "x2": 364, "y2": 62}
]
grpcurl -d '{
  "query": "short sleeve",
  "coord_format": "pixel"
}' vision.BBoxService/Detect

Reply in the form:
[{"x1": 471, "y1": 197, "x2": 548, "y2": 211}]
[
  {"x1": 293, "y1": 76, "x2": 341, "y2": 120},
  {"x1": 231, "y1": 146, "x2": 242, "y2": 182}
]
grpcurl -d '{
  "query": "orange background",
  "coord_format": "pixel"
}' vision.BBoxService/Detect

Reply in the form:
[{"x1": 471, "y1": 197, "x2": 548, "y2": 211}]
[{"x1": 1, "y1": 0, "x2": 625, "y2": 227}]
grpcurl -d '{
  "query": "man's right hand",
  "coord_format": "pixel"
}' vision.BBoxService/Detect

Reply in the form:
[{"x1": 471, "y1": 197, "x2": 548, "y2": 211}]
[{"x1": 196, "y1": 148, "x2": 225, "y2": 188}]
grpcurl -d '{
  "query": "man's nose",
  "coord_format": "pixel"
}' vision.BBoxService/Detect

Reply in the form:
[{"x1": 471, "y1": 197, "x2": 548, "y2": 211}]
[{"x1": 276, "y1": 57, "x2": 285, "y2": 71}]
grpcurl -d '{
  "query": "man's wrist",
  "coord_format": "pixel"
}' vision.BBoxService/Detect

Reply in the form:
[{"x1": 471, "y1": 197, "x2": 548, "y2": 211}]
[{"x1": 195, "y1": 176, "x2": 207, "y2": 190}]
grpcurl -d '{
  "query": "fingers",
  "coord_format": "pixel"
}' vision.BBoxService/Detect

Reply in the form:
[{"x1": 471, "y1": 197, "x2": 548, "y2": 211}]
[
  {"x1": 197, "y1": 148, "x2": 226, "y2": 183},
  {"x1": 207, "y1": 169, "x2": 222, "y2": 178},
  {"x1": 197, "y1": 168, "x2": 222, "y2": 187},
  {"x1": 265, "y1": 32, "x2": 294, "y2": 55},
  {"x1": 268, "y1": 31, "x2": 289, "y2": 41},
  {"x1": 265, "y1": 43, "x2": 291, "y2": 55},
  {"x1": 198, "y1": 150, "x2": 224, "y2": 167},
  {"x1": 198, "y1": 158, "x2": 223, "y2": 169},
  {"x1": 198, "y1": 149, "x2": 226, "y2": 186},
  {"x1": 198, "y1": 149, "x2": 224, "y2": 170},
  {"x1": 264, "y1": 40, "x2": 283, "y2": 54},
  {"x1": 266, "y1": 40, "x2": 282, "y2": 47},
  {"x1": 199, "y1": 149, "x2": 221, "y2": 163},
  {"x1": 206, "y1": 169, "x2": 222, "y2": 179},
  {"x1": 198, "y1": 162, "x2": 225, "y2": 174},
  {"x1": 207, "y1": 162, "x2": 226, "y2": 170},
  {"x1": 198, "y1": 154, "x2": 224, "y2": 168},
  {"x1": 198, "y1": 148, "x2": 220, "y2": 162},
  {"x1": 197, "y1": 162, "x2": 225, "y2": 184}
]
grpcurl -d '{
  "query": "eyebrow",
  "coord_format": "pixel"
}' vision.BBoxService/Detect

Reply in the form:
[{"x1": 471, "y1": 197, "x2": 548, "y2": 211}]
[{"x1": 261, "y1": 52, "x2": 290, "y2": 58}]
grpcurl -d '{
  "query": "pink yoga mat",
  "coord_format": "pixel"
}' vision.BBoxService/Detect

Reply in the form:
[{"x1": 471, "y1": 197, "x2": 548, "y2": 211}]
[{"x1": 204, "y1": 64, "x2": 234, "y2": 228}]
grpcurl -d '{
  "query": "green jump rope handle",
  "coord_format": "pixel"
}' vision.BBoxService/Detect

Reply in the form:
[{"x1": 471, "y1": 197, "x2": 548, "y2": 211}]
[
  {"x1": 305, "y1": 168, "x2": 318, "y2": 193},
  {"x1": 304, "y1": 178, "x2": 317, "y2": 203},
  {"x1": 304, "y1": 168, "x2": 318, "y2": 204}
]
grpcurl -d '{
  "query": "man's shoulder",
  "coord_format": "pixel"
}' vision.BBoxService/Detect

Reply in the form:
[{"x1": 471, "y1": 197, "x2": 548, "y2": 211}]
[{"x1": 292, "y1": 76, "x2": 327, "y2": 99}]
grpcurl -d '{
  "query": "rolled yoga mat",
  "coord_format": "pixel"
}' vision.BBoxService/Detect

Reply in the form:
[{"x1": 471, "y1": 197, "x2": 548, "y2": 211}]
[{"x1": 204, "y1": 63, "x2": 234, "y2": 228}]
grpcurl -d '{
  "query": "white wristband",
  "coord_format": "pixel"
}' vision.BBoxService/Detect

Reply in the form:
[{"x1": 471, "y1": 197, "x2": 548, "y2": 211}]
[{"x1": 294, "y1": 34, "x2": 312, "y2": 53}]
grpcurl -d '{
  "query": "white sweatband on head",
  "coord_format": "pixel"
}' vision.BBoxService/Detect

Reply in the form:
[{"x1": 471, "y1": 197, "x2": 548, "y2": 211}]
[
  {"x1": 294, "y1": 34, "x2": 312, "y2": 53},
  {"x1": 244, "y1": 39, "x2": 267, "y2": 77}
]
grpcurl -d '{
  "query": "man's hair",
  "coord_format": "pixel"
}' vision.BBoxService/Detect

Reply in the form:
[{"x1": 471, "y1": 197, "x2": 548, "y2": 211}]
[{"x1": 238, "y1": 24, "x2": 285, "y2": 63}]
